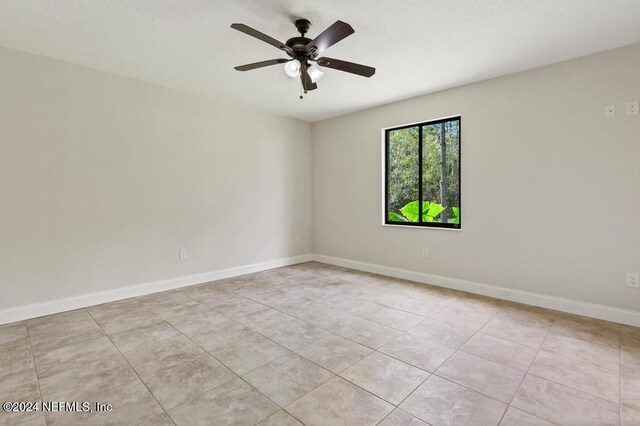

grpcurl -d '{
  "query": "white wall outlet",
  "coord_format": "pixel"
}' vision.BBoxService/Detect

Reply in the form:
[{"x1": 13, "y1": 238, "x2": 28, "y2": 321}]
[
  {"x1": 626, "y1": 101, "x2": 639, "y2": 115},
  {"x1": 627, "y1": 273, "x2": 640, "y2": 288},
  {"x1": 605, "y1": 105, "x2": 616, "y2": 118},
  {"x1": 179, "y1": 249, "x2": 188, "y2": 260},
  {"x1": 422, "y1": 248, "x2": 429, "y2": 258}
]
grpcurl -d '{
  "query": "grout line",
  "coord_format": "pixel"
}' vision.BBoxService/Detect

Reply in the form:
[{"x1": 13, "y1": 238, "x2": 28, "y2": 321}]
[
  {"x1": 24, "y1": 321, "x2": 46, "y2": 426},
  {"x1": 84, "y1": 310, "x2": 177, "y2": 426},
  {"x1": 498, "y1": 314, "x2": 554, "y2": 424},
  {"x1": 619, "y1": 333, "x2": 622, "y2": 425}
]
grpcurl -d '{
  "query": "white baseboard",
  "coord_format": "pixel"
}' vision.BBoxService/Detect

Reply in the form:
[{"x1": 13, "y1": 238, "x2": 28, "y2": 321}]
[
  {"x1": 312, "y1": 254, "x2": 640, "y2": 327},
  {"x1": 3, "y1": 253, "x2": 638, "y2": 327},
  {"x1": 0, "y1": 254, "x2": 313, "y2": 325}
]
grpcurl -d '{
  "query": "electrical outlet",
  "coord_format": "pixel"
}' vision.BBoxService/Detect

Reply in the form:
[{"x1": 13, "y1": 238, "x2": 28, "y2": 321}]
[
  {"x1": 605, "y1": 105, "x2": 616, "y2": 118},
  {"x1": 626, "y1": 101, "x2": 639, "y2": 115},
  {"x1": 179, "y1": 249, "x2": 188, "y2": 260},
  {"x1": 422, "y1": 248, "x2": 429, "y2": 258},
  {"x1": 627, "y1": 273, "x2": 640, "y2": 288}
]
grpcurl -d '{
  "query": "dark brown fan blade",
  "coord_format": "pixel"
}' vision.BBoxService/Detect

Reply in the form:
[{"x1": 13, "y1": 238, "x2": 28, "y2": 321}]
[
  {"x1": 306, "y1": 20, "x2": 354, "y2": 55},
  {"x1": 300, "y1": 69, "x2": 318, "y2": 91},
  {"x1": 316, "y1": 57, "x2": 375, "y2": 77},
  {"x1": 231, "y1": 23, "x2": 294, "y2": 55},
  {"x1": 234, "y1": 59, "x2": 289, "y2": 71}
]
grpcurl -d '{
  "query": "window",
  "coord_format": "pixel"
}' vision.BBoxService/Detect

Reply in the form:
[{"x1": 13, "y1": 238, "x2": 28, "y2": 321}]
[{"x1": 385, "y1": 116, "x2": 461, "y2": 229}]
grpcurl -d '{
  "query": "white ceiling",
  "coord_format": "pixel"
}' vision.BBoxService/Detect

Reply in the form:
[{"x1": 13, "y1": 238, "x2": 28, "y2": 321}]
[{"x1": 1, "y1": 1, "x2": 640, "y2": 122}]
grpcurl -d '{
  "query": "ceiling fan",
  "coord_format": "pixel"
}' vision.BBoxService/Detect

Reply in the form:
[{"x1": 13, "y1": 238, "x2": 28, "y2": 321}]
[{"x1": 231, "y1": 19, "x2": 375, "y2": 97}]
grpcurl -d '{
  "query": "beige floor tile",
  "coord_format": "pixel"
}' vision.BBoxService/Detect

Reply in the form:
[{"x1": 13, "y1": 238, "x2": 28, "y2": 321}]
[
  {"x1": 264, "y1": 321, "x2": 330, "y2": 350},
  {"x1": 87, "y1": 299, "x2": 162, "y2": 335},
  {"x1": 378, "y1": 409, "x2": 428, "y2": 425},
  {"x1": 258, "y1": 410, "x2": 303, "y2": 426},
  {"x1": 26, "y1": 309, "x2": 93, "y2": 335},
  {"x1": 379, "y1": 332, "x2": 455, "y2": 372},
  {"x1": 436, "y1": 351, "x2": 525, "y2": 403},
  {"x1": 622, "y1": 344, "x2": 640, "y2": 371},
  {"x1": 167, "y1": 377, "x2": 278, "y2": 426},
  {"x1": 237, "y1": 309, "x2": 330, "y2": 350},
  {"x1": 408, "y1": 319, "x2": 475, "y2": 349},
  {"x1": 160, "y1": 302, "x2": 229, "y2": 336},
  {"x1": 113, "y1": 328, "x2": 205, "y2": 368},
  {"x1": 136, "y1": 290, "x2": 194, "y2": 312},
  {"x1": 294, "y1": 335, "x2": 372, "y2": 373},
  {"x1": 452, "y1": 296, "x2": 502, "y2": 315},
  {"x1": 621, "y1": 365, "x2": 640, "y2": 411},
  {"x1": 375, "y1": 295, "x2": 451, "y2": 318},
  {"x1": 286, "y1": 376, "x2": 393, "y2": 426},
  {"x1": 528, "y1": 350, "x2": 619, "y2": 402},
  {"x1": 189, "y1": 320, "x2": 258, "y2": 352},
  {"x1": 0, "y1": 361, "x2": 36, "y2": 395},
  {"x1": 44, "y1": 379, "x2": 169, "y2": 426},
  {"x1": 499, "y1": 407, "x2": 553, "y2": 425},
  {"x1": 340, "y1": 352, "x2": 429, "y2": 405},
  {"x1": 511, "y1": 374, "x2": 619, "y2": 425},
  {"x1": 0, "y1": 339, "x2": 33, "y2": 372},
  {"x1": 33, "y1": 335, "x2": 121, "y2": 379},
  {"x1": 244, "y1": 353, "x2": 333, "y2": 406},
  {"x1": 0, "y1": 374, "x2": 41, "y2": 426},
  {"x1": 480, "y1": 317, "x2": 548, "y2": 349},
  {"x1": 494, "y1": 305, "x2": 555, "y2": 331},
  {"x1": 326, "y1": 316, "x2": 402, "y2": 349},
  {"x1": 28, "y1": 310, "x2": 104, "y2": 353},
  {"x1": 400, "y1": 375, "x2": 507, "y2": 426},
  {"x1": 39, "y1": 357, "x2": 137, "y2": 402},
  {"x1": 0, "y1": 322, "x2": 28, "y2": 346},
  {"x1": 178, "y1": 282, "x2": 231, "y2": 302},
  {"x1": 329, "y1": 298, "x2": 425, "y2": 331},
  {"x1": 1, "y1": 413, "x2": 46, "y2": 426},
  {"x1": 109, "y1": 321, "x2": 180, "y2": 353},
  {"x1": 235, "y1": 307, "x2": 289, "y2": 328},
  {"x1": 541, "y1": 333, "x2": 620, "y2": 372},
  {"x1": 134, "y1": 354, "x2": 235, "y2": 410},
  {"x1": 622, "y1": 405, "x2": 640, "y2": 426},
  {"x1": 200, "y1": 294, "x2": 270, "y2": 319},
  {"x1": 621, "y1": 326, "x2": 640, "y2": 348},
  {"x1": 430, "y1": 305, "x2": 495, "y2": 331},
  {"x1": 461, "y1": 333, "x2": 537, "y2": 371},
  {"x1": 549, "y1": 316, "x2": 620, "y2": 348},
  {"x1": 210, "y1": 334, "x2": 288, "y2": 374}
]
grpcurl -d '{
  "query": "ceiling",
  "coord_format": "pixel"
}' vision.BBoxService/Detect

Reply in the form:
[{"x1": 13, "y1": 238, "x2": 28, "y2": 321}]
[{"x1": 1, "y1": 1, "x2": 640, "y2": 122}]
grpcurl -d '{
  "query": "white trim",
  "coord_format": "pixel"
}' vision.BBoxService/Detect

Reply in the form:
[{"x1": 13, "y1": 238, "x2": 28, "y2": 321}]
[
  {"x1": 312, "y1": 254, "x2": 640, "y2": 327},
  {"x1": 381, "y1": 224, "x2": 462, "y2": 231},
  {"x1": 0, "y1": 254, "x2": 313, "y2": 325}
]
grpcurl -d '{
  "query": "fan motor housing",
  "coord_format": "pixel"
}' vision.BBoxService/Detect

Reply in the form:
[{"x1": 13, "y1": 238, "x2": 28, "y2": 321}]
[{"x1": 286, "y1": 36, "x2": 317, "y2": 60}]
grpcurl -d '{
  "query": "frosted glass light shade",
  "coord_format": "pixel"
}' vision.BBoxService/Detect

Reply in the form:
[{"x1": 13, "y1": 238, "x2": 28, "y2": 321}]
[
  {"x1": 307, "y1": 65, "x2": 324, "y2": 83},
  {"x1": 284, "y1": 60, "x2": 301, "y2": 78}
]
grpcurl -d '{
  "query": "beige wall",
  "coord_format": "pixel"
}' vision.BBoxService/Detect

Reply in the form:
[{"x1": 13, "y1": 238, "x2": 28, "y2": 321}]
[
  {"x1": 0, "y1": 47, "x2": 312, "y2": 310},
  {"x1": 312, "y1": 43, "x2": 640, "y2": 312}
]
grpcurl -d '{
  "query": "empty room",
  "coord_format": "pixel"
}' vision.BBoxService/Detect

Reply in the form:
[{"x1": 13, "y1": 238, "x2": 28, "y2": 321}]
[{"x1": 1, "y1": 1, "x2": 639, "y2": 425}]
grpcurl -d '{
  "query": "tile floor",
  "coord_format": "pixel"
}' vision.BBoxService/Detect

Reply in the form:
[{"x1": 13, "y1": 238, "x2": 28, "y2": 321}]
[{"x1": 1, "y1": 262, "x2": 639, "y2": 425}]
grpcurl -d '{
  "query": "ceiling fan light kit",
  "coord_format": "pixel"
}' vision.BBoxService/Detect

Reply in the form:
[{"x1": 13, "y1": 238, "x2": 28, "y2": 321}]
[{"x1": 231, "y1": 18, "x2": 375, "y2": 97}]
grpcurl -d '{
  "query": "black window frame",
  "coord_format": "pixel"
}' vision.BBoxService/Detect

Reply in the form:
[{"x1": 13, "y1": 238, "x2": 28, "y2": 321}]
[{"x1": 384, "y1": 116, "x2": 461, "y2": 229}]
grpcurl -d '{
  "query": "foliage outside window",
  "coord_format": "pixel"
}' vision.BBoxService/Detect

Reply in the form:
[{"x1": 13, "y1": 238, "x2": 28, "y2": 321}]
[{"x1": 385, "y1": 116, "x2": 461, "y2": 229}]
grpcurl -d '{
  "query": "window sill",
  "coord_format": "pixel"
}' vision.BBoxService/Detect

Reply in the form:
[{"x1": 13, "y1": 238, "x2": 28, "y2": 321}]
[{"x1": 382, "y1": 223, "x2": 462, "y2": 231}]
